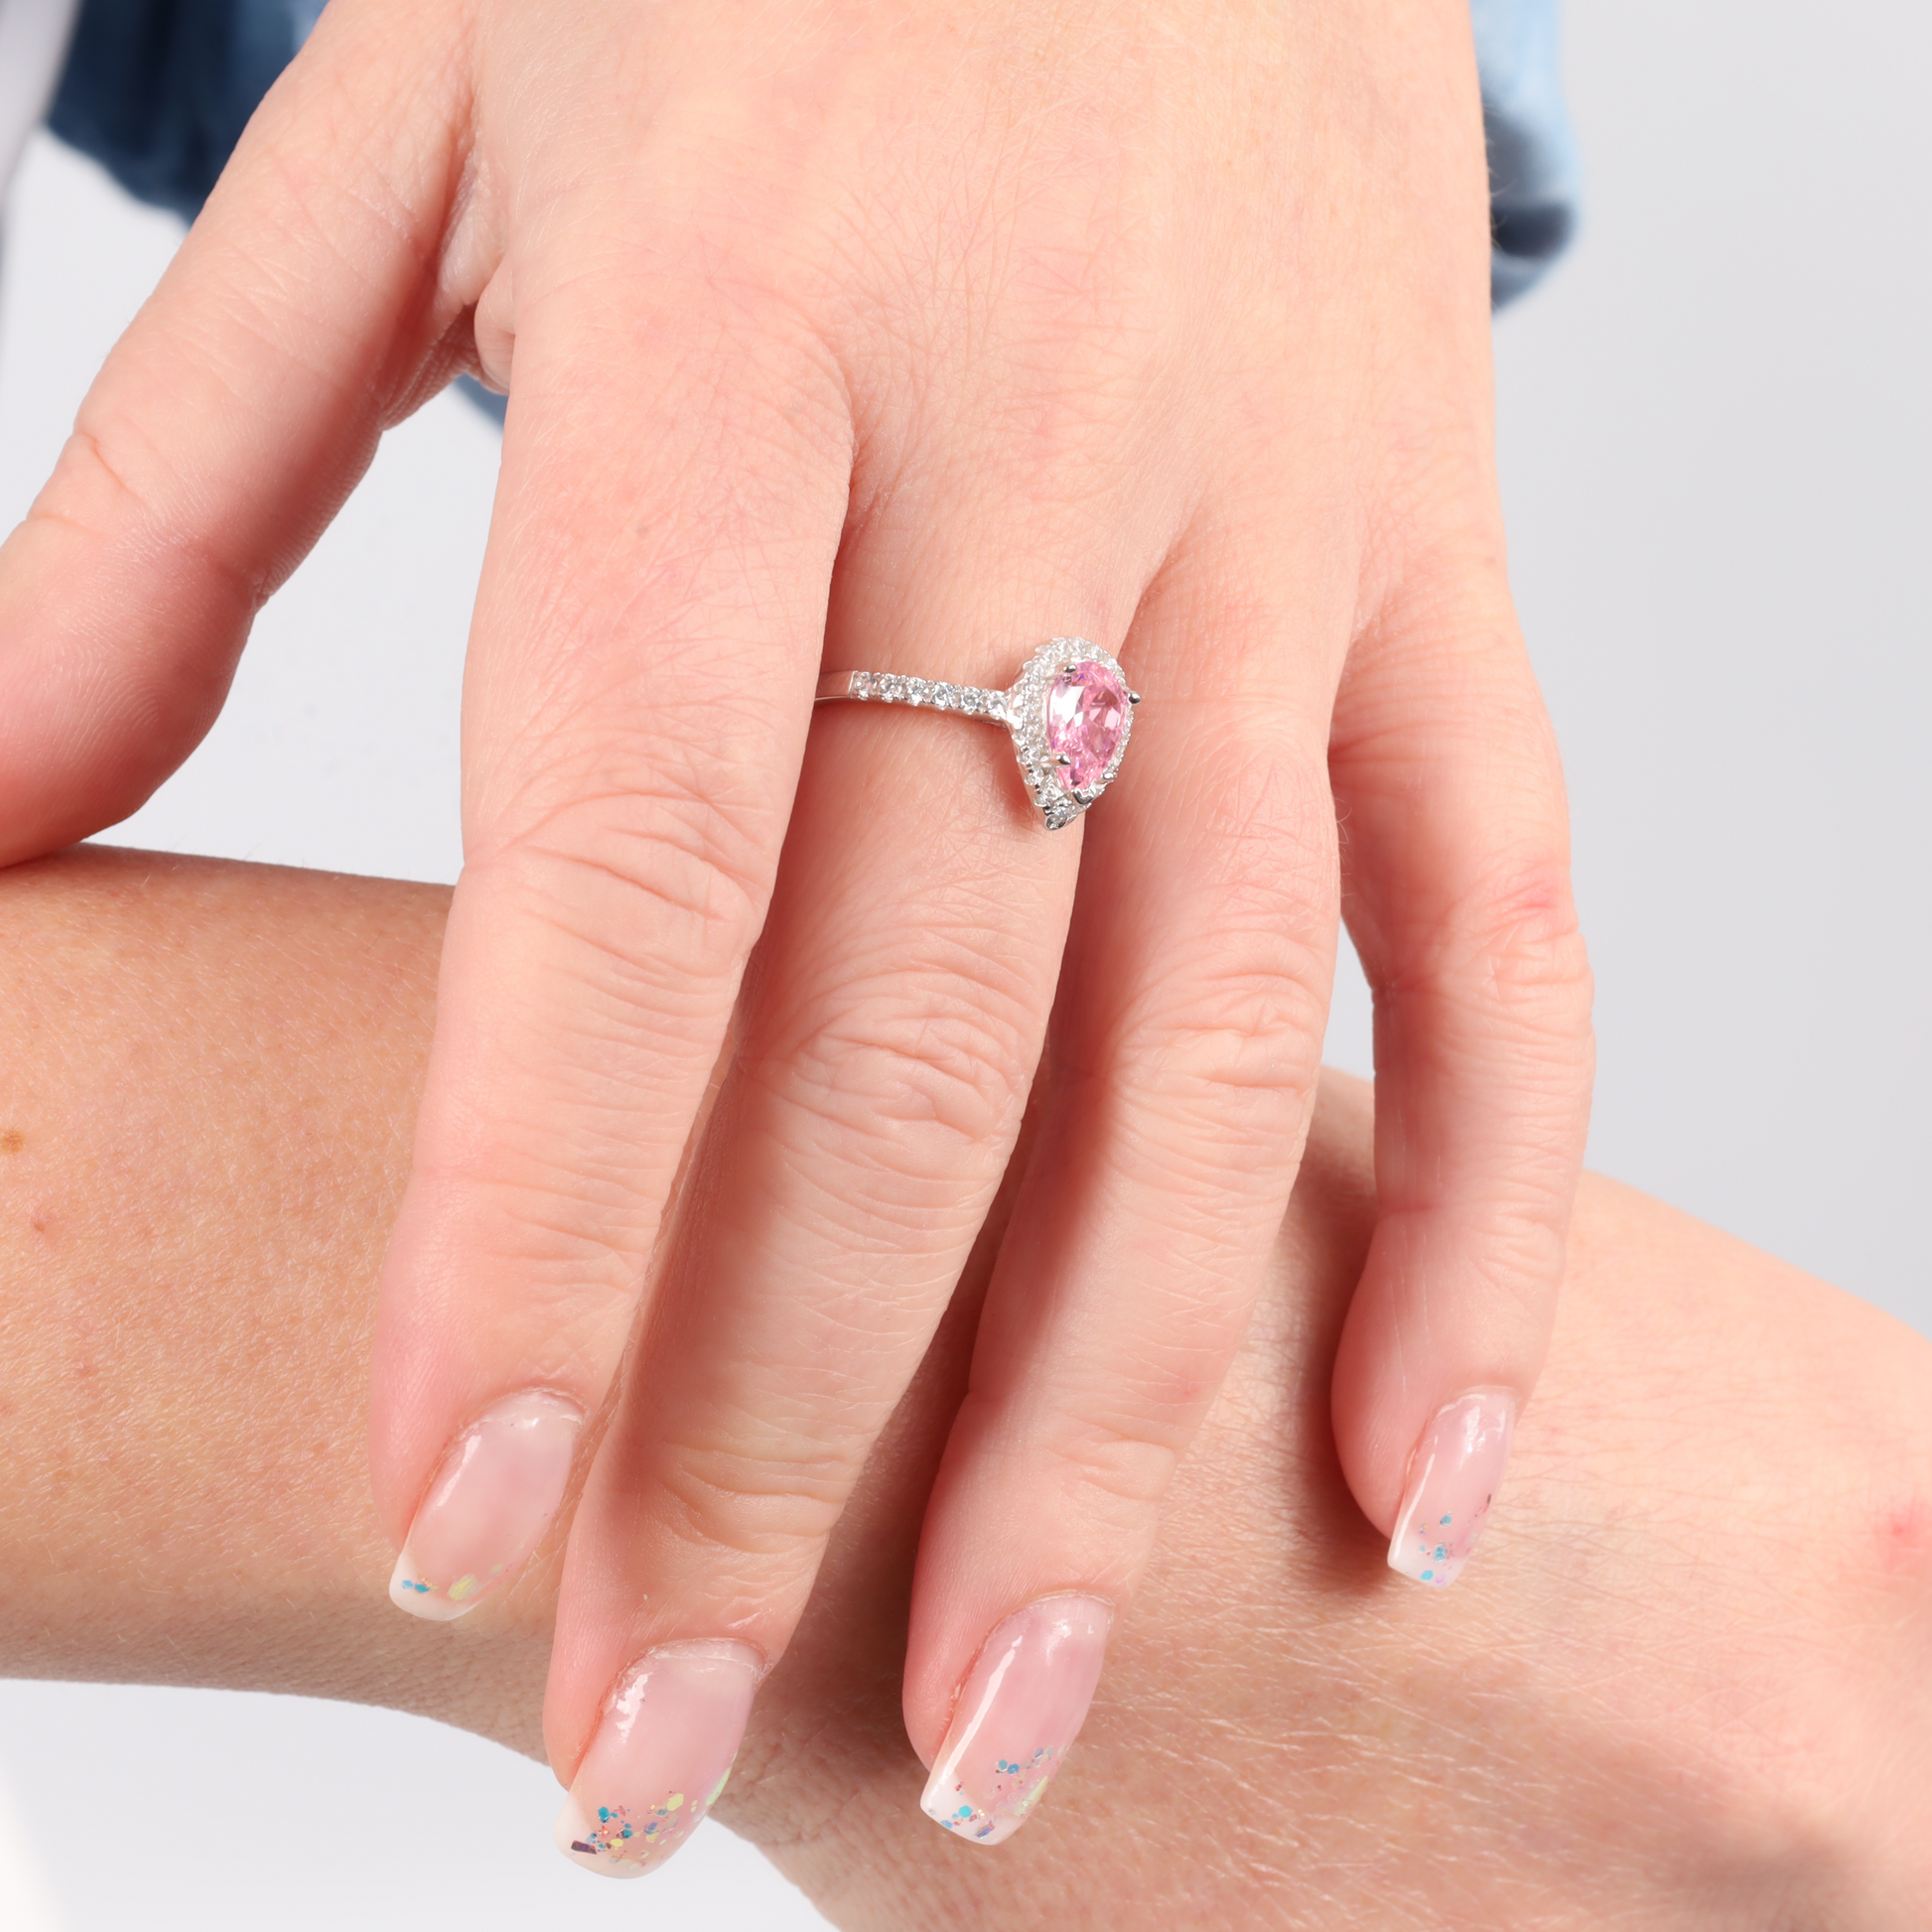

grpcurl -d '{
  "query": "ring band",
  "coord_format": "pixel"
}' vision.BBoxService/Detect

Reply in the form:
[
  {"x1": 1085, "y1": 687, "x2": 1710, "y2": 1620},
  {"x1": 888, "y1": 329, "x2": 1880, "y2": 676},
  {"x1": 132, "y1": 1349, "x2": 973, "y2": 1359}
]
[{"x1": 814, "y1": 636, "x2": 1140, "y2": 831}]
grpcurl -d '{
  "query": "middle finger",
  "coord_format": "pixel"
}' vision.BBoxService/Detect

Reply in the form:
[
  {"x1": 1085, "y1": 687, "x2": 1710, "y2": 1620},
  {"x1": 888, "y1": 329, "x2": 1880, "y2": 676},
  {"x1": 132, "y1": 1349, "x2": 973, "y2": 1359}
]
[{"x1": 541, "y1": 441, "x2": 1177, "y2": 1873}]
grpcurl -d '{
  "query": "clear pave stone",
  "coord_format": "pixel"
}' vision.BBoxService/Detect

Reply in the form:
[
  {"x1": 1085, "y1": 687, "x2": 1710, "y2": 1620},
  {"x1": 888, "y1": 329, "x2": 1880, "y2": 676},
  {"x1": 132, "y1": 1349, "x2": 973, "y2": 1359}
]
[{"x1": 1042, "y1": 660, "x2": 1129, "y2": 793}]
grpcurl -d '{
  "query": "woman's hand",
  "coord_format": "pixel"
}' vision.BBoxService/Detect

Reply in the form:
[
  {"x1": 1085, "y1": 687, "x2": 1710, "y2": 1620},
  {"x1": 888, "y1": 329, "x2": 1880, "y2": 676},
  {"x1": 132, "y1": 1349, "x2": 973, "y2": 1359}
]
[
  {"x1": 0, "y1": 850, "x2": 1919, "y2": 1928},
  {"x1": 0, "y1": 0, "x2": 1592, "y2": 1834}
]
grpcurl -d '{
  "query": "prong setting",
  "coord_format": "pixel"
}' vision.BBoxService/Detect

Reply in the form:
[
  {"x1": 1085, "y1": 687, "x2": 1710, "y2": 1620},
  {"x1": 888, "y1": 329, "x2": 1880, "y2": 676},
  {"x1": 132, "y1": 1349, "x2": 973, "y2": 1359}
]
[{"x1": 1000, "y1": 636, "x2": 1134, "y2": 832}]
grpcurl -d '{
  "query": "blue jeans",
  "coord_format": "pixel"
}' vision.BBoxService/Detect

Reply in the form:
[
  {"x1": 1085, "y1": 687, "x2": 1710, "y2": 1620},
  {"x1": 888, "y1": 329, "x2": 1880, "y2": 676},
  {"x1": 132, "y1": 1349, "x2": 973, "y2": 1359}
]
[{"x1": 51, "y1": 0, "x2": 1578, "y2": 315}]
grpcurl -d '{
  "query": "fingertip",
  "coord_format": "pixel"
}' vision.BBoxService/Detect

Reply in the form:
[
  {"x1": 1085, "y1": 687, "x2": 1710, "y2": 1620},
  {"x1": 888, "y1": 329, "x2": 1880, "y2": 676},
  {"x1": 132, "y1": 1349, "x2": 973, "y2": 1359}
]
[
  {"x1": 0, "y1": 511, "x2": 251, "y2": 864},
  {"x1": 1382, "y1": 1386, "x2": 1518, "y2": 1587},
  {"x1": 1328, "y1": 1204, "x2": 1557, "y2": 1537}
]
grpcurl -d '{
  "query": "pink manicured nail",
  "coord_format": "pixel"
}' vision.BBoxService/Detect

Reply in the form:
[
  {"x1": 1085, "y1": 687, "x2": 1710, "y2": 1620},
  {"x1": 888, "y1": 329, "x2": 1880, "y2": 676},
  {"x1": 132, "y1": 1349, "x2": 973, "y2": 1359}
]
[
  {"x1": 555, "y1": 1641, "x2": 761, "y2": 1878},
  {"x1": 388, "y1": 1391, "x2": 582, "y2": 1621},
  {"x1": 1387, "y1": 1389, "x2": 1518, "y2": 1588},
  {"x1": 920, "y1": 1593, "x2": 1113, "y2": 1846}
]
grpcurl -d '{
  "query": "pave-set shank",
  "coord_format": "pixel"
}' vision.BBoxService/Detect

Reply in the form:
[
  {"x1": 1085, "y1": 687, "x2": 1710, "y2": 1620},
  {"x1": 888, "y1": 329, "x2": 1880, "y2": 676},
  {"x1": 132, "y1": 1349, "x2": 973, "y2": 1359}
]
[{"x1": 814, "y1": 636, "x2": 1139, "y2": 831}]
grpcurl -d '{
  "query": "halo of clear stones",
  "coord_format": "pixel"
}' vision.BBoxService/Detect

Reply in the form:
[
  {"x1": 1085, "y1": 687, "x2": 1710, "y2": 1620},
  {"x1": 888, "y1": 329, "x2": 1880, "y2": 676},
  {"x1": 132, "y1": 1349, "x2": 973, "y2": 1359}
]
[
  {"x1": 823, "y1": 637, "x2": 1133, "y2": 831},
  {"x1": 1003, "y1": 637, "x2": 1132, "y2": 830}
]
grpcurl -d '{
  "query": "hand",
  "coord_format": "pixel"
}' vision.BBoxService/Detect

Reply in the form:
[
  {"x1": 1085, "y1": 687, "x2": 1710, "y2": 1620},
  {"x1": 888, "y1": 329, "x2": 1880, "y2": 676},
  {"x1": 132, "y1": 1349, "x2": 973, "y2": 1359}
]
[
  {"x1": 0, "y1": 0, "x2": 1592, "y2": 1840},
  {"x1": 0, "y1": 849, "x2": 1920, "y2": 1928}
]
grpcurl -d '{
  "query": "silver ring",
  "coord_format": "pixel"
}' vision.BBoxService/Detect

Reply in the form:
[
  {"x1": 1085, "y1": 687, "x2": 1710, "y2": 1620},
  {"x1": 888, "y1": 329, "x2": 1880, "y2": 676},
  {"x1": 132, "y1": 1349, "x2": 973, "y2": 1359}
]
[{"x1": 814, "y1": 636, "x2": 1140, "y2": 831}]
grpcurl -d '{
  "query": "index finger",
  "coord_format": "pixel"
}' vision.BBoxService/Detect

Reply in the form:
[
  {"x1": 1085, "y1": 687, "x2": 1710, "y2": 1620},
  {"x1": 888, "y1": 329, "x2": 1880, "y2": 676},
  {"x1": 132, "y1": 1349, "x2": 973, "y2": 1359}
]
[{"x1": 0, "y1": 0, "x2": 474, "y2": 859}]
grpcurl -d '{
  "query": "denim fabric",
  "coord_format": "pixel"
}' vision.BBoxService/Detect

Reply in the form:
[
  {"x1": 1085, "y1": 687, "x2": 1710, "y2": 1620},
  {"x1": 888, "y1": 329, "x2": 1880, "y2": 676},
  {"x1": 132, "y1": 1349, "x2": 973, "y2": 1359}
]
[
  {"x1": 1471, "y1": 0, "x2": 1579, "y2": 305},
  {"x1": 48, "y1": 0, "x2": 320, "y2": 220},
  {"x1": 50, "y1": 0, "x2": 1576, "y2": 316}
]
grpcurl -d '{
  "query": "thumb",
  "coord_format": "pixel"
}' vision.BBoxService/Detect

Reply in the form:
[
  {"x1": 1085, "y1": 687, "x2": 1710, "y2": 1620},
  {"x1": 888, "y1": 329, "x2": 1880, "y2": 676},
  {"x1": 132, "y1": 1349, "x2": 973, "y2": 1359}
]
[{"x1": 0, "y1": 0, "x2": 478, "y2": 860}]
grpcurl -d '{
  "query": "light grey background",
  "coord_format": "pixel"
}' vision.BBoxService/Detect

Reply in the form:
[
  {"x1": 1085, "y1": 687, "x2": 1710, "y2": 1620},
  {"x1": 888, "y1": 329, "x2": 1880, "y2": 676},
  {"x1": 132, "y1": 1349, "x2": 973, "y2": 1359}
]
[{"x1": 0, "y1": 0, "x2": 1925, "y2": 1921}]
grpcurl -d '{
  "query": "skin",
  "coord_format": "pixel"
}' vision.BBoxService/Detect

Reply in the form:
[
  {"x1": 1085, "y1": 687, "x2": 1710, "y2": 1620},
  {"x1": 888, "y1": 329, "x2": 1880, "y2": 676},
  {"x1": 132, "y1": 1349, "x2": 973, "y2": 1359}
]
[
  {"x1": 0, "y1": 847, "x2": 1922, "y2": 1928},
  {"x1": 0, "y1": 0, "x2": 1592, "y2": 1781}
]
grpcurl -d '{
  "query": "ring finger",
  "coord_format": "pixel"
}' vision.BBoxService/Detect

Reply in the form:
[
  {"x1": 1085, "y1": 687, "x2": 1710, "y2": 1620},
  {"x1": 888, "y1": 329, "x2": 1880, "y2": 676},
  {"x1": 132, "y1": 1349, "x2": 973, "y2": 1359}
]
[{"x1": 900, "y1": 512, "x2": 1352, "y2": 1842}]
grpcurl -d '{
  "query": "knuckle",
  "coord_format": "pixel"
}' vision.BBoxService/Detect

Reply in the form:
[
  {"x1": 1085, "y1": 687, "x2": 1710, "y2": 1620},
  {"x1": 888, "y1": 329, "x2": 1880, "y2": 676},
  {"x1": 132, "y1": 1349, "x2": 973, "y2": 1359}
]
[
  {"x1": 1097, "y1": 942, "x2": 1327, "y2": 1199},
  {"x1": 1037, "y1": 1411, "x2": 1186, "y2": 1520},
  {"x1": 1458, "y1": 1203, "x2": 1572, "y2": 1316},
  {"x1": 1381, "y1": 1176, "x2": 1574, "y2": 1327},
  {"x1": 969, "y1": 1340, "x2": 1253, "y2": 1545},
  {"x1": 654, "y1": 1426, "x2": 867, "y2": 1566},
  {"x1": 748, "y1": 961, "x2": 1037, "y2": 1185},
  {"x1": 479, "y1": 776, "x2": 774, "y2": 993},
  {"x1": 1048, "y1": 737, "x2": 1337, "y2": 1194},
  {"x1": 37, "y1": 420, "x2": 263, "y2": 616},
  {"x1": 1093, "y1": 750, "x2": 1336, "y2": 1161},
  {"x1": 1130, "y1": 933, "x2": 1330, "y2": 1097},
  {"x1": 1452, "y1": 855, "x2": 1595, "y2": 1041},
  {"x1": 42, "y1": 419, "x2": 156, "y2": 528}
]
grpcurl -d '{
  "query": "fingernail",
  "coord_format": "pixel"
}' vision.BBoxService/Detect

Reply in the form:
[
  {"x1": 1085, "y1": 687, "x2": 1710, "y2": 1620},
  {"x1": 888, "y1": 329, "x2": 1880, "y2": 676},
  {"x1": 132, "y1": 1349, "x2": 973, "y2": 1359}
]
[
  {"x1": 387, "y1": 1390, "x2": 582, "y2": 1621},
  {"x1": 920, "y1": 1593, "x2": 1112, "y2": 1847},
  {"x1": 555, "y1": 1641, "x2": 762, "y2": 1878},
  {"x1": 1387, "y1": 1389, "x2": 1518, "y2": 1588}
]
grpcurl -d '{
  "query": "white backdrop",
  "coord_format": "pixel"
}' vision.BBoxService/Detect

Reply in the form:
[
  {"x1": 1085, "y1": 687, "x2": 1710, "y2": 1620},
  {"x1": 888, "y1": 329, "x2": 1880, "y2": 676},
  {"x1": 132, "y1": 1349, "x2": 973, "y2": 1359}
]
[{"x1": 0, "y1": 0, "x2": 1925, "y2": 1921}]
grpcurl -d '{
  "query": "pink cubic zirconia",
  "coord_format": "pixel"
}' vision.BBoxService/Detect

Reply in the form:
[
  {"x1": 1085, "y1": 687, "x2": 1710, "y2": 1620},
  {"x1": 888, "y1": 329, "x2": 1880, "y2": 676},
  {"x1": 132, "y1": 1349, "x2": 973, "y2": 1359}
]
[{"x1": 1043, "y1": 661, "x2": 1129, "y2": 793}]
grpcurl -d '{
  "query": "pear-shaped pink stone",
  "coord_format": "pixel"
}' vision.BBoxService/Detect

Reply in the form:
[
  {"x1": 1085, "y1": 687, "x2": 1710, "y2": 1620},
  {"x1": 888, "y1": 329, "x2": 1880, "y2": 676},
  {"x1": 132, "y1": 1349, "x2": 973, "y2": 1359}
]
[{"x1": 1044, "y1": 661, "x2": 1128, "y2": 793}]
